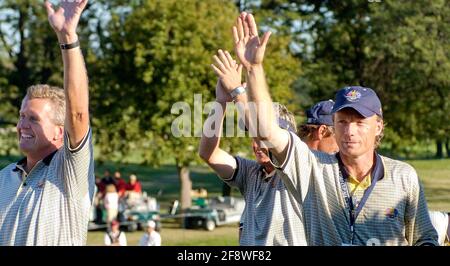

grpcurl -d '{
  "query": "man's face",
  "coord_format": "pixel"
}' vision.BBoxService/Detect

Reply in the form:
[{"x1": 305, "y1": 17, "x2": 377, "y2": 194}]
[
  {"x1": 114, "y1": 172, "x2": 121, "y2": 179},
  {"x1": 17, "y1": 98, "x2": 62, "y2": 157},
  {"x1": 252, "y1": 140, "x2": 270, "y2": 165},
  {"x1": 334, "y1": 108, "x2": 382, "y2": 159}
]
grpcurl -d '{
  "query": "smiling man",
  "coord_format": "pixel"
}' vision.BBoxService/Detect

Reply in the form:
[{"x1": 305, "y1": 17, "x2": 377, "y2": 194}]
[
  {"x1": 233, "y1": 12, "x2": 438, "y2": 246},
  {"x1": 0, "y1": 0, "x2": 94, "y2": 246},
  {"x1": 199, "y1": 49, "x2": 305, "y2": 246}
]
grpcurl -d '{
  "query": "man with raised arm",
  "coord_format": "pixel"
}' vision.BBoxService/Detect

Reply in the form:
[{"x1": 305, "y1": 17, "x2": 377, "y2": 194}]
[
  {"x1": 0, "y1": 0, "x2": 94, "y2": 246},
  {"x1": 199, "y1": 49, "x2": 306, "y2": 245},
  {"x1": 233, "y1": 12, "x2": 437, "y2": 246}
]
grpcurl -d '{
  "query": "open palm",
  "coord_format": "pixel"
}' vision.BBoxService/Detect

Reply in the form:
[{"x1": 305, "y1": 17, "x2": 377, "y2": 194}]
[
  {"x1": 45, "y1": 0, "x2": 88, "y2": 35},
  {"x1": 233, "y1": 13, "x2": 271, "y2": 69}
]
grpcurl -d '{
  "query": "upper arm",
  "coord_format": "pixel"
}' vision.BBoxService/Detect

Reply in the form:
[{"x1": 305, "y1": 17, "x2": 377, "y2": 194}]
[
  {"x1": 405, "y1": 168, "x2": 439, "y2": 246},
  {"x1": 267, "y1": 128, "x2": 290, "y2": 165},
  {"x1": 271, "y1": 131, "x2": 315, "y2": 204},
  {"x1": 63, "y1": 127, "x2": 95, "y2": 200},
  {"x1": 203, "y1": 148, "x2": 237, "y2": 180}
]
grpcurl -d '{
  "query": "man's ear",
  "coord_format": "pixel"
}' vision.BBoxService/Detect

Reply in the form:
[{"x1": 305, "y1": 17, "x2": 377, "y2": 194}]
[
  {"x1": 375, "y1": 118, "x2": 383, "y2": 137},
  {"x1": 54, "y1": 125, "x2": 64, "y2": 141},
  {"x1": 316, "y1": 125, "x2": 327, "y2": 140}
]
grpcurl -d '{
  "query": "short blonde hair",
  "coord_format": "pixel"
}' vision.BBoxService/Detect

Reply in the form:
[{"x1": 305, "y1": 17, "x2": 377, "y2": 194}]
[
  {"x1": 25, "y1": 84, "x2": 65, "y2": 126},
  {"x1": 375, "y1": 116, "x2": 384, "y2": 149},
  {"x1": 275, "y1": 103, "x2": 297, "y2": 134}
]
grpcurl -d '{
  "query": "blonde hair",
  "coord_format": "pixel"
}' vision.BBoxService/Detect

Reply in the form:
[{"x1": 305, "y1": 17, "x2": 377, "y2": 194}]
[
  {"x1": 275, "y1": 103, "x2": 297, "y2": 134},
  {"x1": 25, "y1": 84, "x2": 65, "y2": 126},
  {"x1": 375, "y1": 116, "x2": 384, "y2": 149}
]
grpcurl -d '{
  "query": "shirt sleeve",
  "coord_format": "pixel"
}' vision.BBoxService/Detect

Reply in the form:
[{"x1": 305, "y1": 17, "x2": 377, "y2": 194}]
[
  {"x1": 404, "y1": 167, "x2": 439, "y2": 246},
  {"x1": 62, "y1": 127, "x2": 95, "y2": 201},
  {"x1": 120, "y1": 233, "x2": 127, "y2": 246},
  {"x1": 273, "y1": 131, "x2": 316, "y2": 204},
  {"x1": 104, "y1": 233, "x2": 111, "y2": 246},
  {"x1": 154, "y1": 233, "x2": 161, "y2": 246},
  {"x1": 221, "y1": 156, "x2": 260, "y2": 196}
]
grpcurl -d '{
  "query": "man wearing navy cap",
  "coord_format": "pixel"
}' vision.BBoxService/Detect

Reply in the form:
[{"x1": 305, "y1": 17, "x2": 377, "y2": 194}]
[
  {"x1": 298, "y1": 100, "x2": 338, "y2": 154},
  {"x1": 233, "y1": 12, "x2": 438, "y2": 245}
]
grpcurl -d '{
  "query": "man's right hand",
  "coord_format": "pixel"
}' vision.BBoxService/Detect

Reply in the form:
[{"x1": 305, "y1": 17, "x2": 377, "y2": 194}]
[
  {"x1": 45, "y1": 0, "x2": 88, "y2": 44},
  {"x1": 232, "y1": 12, "x2": 271, "y2": 70}
]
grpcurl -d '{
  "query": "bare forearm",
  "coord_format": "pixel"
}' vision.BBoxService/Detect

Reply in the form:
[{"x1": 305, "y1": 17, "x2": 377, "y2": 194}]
[
  {"x1": 245, "y1": 65, "x2": 278, "y2": 141},
  {"x1": 59, "y1": 34, "x2": 89, "y2": 148},
  {"x1": 199, "y1": 101, "x2": 227, "y2": 160},
  {"x1": 199, "y1": 101, "x2": 236, "y2": 179},
  {"x1": 245, "y1": 64, "x2": 289, "y2": 160}
]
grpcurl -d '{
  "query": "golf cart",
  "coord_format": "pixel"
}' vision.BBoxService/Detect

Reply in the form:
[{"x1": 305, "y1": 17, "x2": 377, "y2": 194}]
[
  {"x1": 89, "y1": 191, "x2": 161, "y2": 232},
  {"x1": 182, "y1": 196, "x2": 245, "y2": 231}
]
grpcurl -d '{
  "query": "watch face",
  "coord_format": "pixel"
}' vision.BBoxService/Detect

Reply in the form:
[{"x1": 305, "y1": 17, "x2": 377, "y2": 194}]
[{"x1": 231, "y1": 86, "x2": 245, "y2": 98}]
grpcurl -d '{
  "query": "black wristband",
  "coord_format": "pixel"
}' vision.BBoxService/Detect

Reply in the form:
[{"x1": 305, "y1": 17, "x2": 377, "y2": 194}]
[{"x1": 60, "y1": 40, "x2": 80, "y2": 50}]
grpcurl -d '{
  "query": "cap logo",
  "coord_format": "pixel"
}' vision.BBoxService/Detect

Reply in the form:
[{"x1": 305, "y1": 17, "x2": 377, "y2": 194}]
[{"x1": 344, "y1": 89, "x2": 361, "y2": 102}]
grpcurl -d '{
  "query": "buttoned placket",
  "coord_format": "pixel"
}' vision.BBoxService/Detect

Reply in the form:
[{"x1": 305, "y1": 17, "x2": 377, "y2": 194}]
[{"x1": 15, "y1": 162, "x2": 41, "y2": 197}]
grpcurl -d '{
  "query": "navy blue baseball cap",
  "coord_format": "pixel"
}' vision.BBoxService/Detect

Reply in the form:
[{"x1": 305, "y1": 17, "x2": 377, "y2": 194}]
[
  {"x1": 306, "y1": 100, "x2": 334, "y2": 126},
  {"x1": 332, "y1": 86, "x2": 383, "y2": 118}
]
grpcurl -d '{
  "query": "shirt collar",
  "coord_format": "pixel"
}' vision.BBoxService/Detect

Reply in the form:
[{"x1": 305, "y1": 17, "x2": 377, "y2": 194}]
[
  {"x1": 12, "y1": 150, "x2": 58, "y2": 172},
  {"x1": 336, "y1": 152, "x2": 385, "y2": 182}
]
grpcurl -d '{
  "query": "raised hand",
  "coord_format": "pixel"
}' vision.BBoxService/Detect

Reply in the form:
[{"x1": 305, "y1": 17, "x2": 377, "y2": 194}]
[
  {"x1": 232, "y1": 12, "x2": 271, "y2": 69},
  {"x1": 211, "y1": 49, "x2": 243, "y2": 94},
  {"x1": 45, "y1": 0, "x2": 88, "y2": 42}
]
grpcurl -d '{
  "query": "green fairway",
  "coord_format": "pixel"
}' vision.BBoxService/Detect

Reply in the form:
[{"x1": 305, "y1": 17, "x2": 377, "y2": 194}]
[{"x1": 407, "y1": 159, "x2": 450, "y2": 211}]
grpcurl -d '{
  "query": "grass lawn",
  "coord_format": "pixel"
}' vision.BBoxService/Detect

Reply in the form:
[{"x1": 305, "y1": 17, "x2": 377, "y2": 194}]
[
  {"x1": 407, "y1": 159, "x2": 450, "y2": 211},
  {"x1": 87, "y1": 222, "x2": 239, "y2": 246}
]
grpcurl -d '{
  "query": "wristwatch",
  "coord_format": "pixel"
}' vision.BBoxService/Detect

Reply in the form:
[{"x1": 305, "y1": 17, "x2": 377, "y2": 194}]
[
  {"x1": 230, "y1": 86, "x2": 246, "y2": 99},
  {"x1": 60, "y1": 40, "x2": 80, "y2": 50}
]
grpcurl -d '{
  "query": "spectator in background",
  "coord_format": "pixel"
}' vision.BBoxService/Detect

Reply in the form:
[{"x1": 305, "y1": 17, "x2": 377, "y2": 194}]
[
  {"x1": 100, "y1": 169, "x2": 114, "y2": 195},
  {"x1": 104, "y1": 184, "x2": 119, "y2": 223},
  {"x1": 113, "y1": 171, "x2": 127, "y2": 198},
  {"x1": 126, "y1": 174, "x2": 142, "y2": 194},
  {"x1": 126, "y1": 174, "x2": 142, "y2": 206},
  {"x1": 94, "y1": 175, "x2": 104, "y2": 224},
  {"x1": 104, "y1": 220, "x2": 127, "y2": 246},
  {"x1": 139, "y1": 220, "x2": 161, "y2": 246}
]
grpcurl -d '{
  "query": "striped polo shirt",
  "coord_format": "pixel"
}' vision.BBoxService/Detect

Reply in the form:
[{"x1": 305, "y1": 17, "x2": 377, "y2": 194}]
[
  {"x1": 224, "y1": 156, "x2": 307, "y2": 246},
  {"x1": 0, "y1": 129, "x2": 95, "y2": 246},
  {"x1": 276, "y1": 131, "x2": 438, "y2": 246}
]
